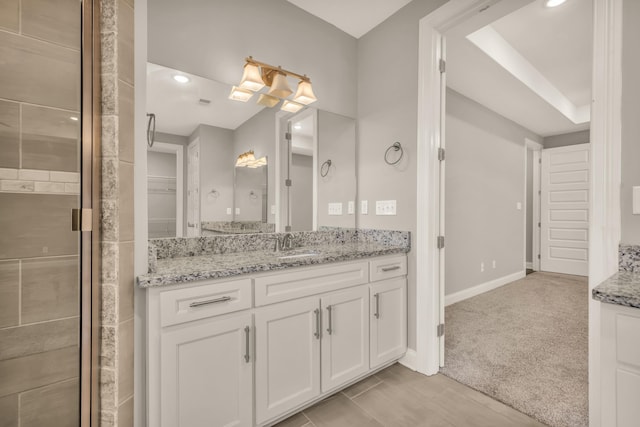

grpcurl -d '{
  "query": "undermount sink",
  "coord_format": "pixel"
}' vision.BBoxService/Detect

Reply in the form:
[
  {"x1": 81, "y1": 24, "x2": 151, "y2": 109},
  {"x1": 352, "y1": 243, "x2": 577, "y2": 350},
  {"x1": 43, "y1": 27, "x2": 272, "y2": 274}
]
[{"x1": 277, "y1": 250, "x2": 319, "y2": 260}]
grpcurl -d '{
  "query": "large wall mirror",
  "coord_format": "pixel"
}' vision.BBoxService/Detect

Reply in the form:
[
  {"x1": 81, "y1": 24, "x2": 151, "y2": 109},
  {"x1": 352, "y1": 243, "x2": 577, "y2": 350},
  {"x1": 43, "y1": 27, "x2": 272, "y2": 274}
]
[{"x1": 146, "y1": 0, "x2": 358, "y2": 237}]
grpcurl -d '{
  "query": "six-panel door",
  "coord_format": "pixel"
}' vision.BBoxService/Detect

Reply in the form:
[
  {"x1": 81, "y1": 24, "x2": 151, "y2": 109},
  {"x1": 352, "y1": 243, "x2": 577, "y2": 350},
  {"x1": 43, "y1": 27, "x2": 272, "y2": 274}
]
[
  {"x1": 160, "y1": 313, "x2": 253, "y2": 427},
  {"x1": 370, "y1": 277, "x2": 407, "y2": 369},
  {"x1": 321, "y1": 285, "x2": 370, "y2": 392},
  {"x1": 255, "y1": 297, "x2": 321, "y2": 425}
]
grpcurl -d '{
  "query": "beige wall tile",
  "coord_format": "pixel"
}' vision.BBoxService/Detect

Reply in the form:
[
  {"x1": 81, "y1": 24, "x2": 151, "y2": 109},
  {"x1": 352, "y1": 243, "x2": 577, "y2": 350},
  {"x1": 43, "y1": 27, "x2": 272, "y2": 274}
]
[
  {"x1": 19, "y1": 169, "x2": 50, "y2": 181},
  {"x1": 0, "y1": 194, "x2": 79, "y2": 259},
  {"x1": 22, "y1": 256, "x2": 79, "y2": 323},
  {"x1": 34, "y1": 181, "x2": 66, "y2": 193},
  {"x1": 119, "y1": 241, "x2": 134, "y2": 321},
  {"x1": 0, "y1": 394, "x2": 18, "y2": 427},
  {"x1": 0, "y1": 168, "x2": 18, "y2": 179},
  {"x1": 0, "y1": 346, "x2": 78, "y2": 397},
  {"x1": 50, "y1": 171, "x2": 80, "y2": 183},
  {"x1": 117, "y1": 0, "x2": 134, "y2": 85},
  {"x1": 119, "y1": 162, "x2": 134, "y2": 241},
  {"x1": 20, "y1": 378, "x2": 79, "y2": 427},
  {"x1": 0, "y1": 180, "x2": 35, "y2": 192},
  {"x1": 118, "y1": 81, "x2": 134, "y2": 163},
  {"x1": 21, "y1": 0, "x2": 81, "y2": 49},
  {"x1": 118, "y1": 318, "x2": 134, "y2": 402},
  {"x1": 0, "y1": 318, "x2": 77, "y2": 361},
  {"x1": 0, "y1": 31, "x2": 80, "y2": 111},
  {"x1": 118, "y1": 396, "x2": 134, "y2": 427},
  {"x1": 0, "y1": 260, "x2": 19, "y2": 328},
  {"x1": 0, "y1": 0, "x2": 19, "y2": 32},
  {"x1": 0, "y1": 100, "x2": 19, "y2": 168},
  {"x1": 22, "y1": 105, "x2": 80, "y2": 172}
]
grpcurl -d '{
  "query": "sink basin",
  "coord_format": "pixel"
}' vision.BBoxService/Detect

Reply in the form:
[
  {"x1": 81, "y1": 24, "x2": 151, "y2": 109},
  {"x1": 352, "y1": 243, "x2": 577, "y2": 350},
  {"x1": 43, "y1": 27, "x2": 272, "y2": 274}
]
[{"x1": 277, "y1": 250, "x2": 319, "y2": 260}]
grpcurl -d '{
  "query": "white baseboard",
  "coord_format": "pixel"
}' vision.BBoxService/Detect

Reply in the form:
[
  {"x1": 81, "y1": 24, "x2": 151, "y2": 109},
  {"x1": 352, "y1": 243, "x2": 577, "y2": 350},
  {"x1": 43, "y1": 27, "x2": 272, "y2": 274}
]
[
  {"x1": 445, "y1": 270, "x2": 526, "y2": 307},
  {"x1": 526, "y1": 262, "x2": 533, "y2": 269},
  {"x1": 398, "y1": 349, "x2": 417, "y2": 371}
]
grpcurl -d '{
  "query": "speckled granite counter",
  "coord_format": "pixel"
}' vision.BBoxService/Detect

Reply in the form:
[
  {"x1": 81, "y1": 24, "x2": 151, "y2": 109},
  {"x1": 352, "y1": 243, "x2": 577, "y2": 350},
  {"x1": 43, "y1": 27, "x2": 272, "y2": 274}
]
[
  {"x1": 592, "y1": 272, "x2": 640, "y2": 309},
  {"x1": 138, "y1": 229, "x2": 410, "y2": 288}
]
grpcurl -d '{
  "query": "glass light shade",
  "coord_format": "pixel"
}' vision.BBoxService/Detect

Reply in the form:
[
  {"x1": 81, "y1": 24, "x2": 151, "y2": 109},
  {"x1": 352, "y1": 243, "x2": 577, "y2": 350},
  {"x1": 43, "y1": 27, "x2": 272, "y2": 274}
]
[
  {"x1": 256, "y1": 93, "x2": 280, "y2": 108},
  {"x1": 228, "y1": 86, "x2": 254, "y2": 102},
  {"x1": 239, "y1": 63, "x2": 265, "y2": 91},
  {"x1": 293, "y1": 80, "x2": 317, "y2": 105},
  {"x1": 280, "y1": 100, "x2": 304, "y2": 113},
  {"x1": 545, "y1": 0, "x2": 566, "y2": 6},
  {"x1": 236, "y1": 151, "x2": 256, "y2": 167},
  {"x1": 247, "y1": 156, "x2": 267, "y2": 168},
  {"x1": 268, "y1": 72, "x2": 293, "y2": 98}
]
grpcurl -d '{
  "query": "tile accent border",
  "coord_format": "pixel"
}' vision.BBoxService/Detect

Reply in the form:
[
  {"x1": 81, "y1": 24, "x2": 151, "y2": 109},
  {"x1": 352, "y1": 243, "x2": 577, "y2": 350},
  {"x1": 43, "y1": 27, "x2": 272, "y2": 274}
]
[{"x1": 0, "y1": 168, "x2": 80, "y2": 194}]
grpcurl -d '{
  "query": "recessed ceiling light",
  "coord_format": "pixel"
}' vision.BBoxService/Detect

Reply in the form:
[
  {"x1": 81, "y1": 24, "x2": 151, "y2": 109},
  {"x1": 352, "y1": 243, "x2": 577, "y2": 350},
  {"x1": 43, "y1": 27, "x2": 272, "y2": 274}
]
[
  {"x1": 293, "y1": 124, "x2": 302, "y2": 130},
  {"x1": 70, "y1": 116, "x2": 79, "y2": 121},
  {"x1": 545, "y1": 0, "x2": 567, "y2": 7},
  {"x1": 173, "y1": 74, "x2": 190, "y2": 84}
]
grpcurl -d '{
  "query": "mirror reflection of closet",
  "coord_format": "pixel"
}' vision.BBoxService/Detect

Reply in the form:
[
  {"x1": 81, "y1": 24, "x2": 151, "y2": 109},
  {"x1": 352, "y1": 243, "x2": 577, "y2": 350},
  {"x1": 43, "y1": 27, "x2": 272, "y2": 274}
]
[{"x1": 147, "y1": 142, "x2": 184, "y2": 238}]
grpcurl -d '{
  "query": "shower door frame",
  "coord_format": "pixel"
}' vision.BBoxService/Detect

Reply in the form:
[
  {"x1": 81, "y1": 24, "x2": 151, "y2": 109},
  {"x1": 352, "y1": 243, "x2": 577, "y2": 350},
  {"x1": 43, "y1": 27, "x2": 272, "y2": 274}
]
[{"x1": 81, "y1": 0, "x2": 101, "y2": 425}]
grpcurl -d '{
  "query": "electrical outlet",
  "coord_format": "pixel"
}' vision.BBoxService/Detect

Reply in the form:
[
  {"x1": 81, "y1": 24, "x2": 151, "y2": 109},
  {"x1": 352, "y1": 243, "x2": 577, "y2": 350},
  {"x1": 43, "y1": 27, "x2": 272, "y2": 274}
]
[
  {"x1": 235, "y1": 207, "x2": 240, "y2": 215},
  {"x1": 361, "y1": 200, "x2": 368, "y2": 215},
  {"x1": 271, "y1": 204, "x2": 276, "y2": 215},
  {"x1": 328, "y1": 202, "x2": 343, "y2": 215},
  {"x1": 376, "y1": 200, "x2": 397, "y2": 215},
  {"x1": 480, "y1": 262, "x2": 485, "y2": 272},
  {"x1": 492, "y1": 260, "x2": 496, "y2": 269},
  {"x1": 516, "y1": 202, "x2": 522, "y2": 210},
  {"x1": 634, "y1": 187, "x2": 640, "y2": 214},
  {"x1": 347, "y1": 201, "x2": 355, "y2": 215},
  {"x1": 226, "y1": 207, "x2": 232, "y2": 215}
]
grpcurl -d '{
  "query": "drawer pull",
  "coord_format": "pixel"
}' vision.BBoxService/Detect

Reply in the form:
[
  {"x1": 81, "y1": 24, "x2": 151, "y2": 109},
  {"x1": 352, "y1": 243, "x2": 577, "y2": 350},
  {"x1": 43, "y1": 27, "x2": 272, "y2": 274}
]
[
  {"x1": 374, "y1": 293, "x2": 380, "y2": 319},
  {"x1": 244, "y1": 326, "x2": 251, "y2": 363},
  {"x1": 314, "y1": 309, "x2": 321, "y2": 340},
  {"x1": 189, "y1": 296, "x2": 232, "y2": 308},
  {"x1": 381, "y1": 265, "x2": 401, "y2": 272},
  {"x1": 326, "y1": 305, "x2": 333, "y2": 335}
]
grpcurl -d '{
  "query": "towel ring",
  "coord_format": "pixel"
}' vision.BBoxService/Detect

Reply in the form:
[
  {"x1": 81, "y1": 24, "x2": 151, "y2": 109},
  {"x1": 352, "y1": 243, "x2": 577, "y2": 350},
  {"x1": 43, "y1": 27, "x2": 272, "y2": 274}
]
[
  {"x1": 209, "y1": 189, "x2": 220, "y2": 198},
  {"x1": 249, "y1": 190, "x2": 258, "y2": 200},
  {"x1": 384, "y1": 142, "x2": 403, "y2": 165},
  {"x1": 320, "y1": 159, "x2": 332, "y2": 177}
]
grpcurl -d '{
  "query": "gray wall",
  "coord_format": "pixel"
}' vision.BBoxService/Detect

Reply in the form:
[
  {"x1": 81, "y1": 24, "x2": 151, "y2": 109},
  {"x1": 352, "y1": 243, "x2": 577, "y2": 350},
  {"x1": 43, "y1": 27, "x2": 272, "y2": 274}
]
[
  {"x1": 444, "y1": 89, "x2": 542, "y2": 296},
  {"x1": 621, "y1": 0, "x2": 640, "y2": 244},
  {"x1": 291, "y1": 154, "x2": 314, "y2": 231},
  {"x1": 356, "y1": 0, "x2": 447, "y2": 350},
  {"x1": 543, "y1": 130, "x2": 590, "y2": 149}
]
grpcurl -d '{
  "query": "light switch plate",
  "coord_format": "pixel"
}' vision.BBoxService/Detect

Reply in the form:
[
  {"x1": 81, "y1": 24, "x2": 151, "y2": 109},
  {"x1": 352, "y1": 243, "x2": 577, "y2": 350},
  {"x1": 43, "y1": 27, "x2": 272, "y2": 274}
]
[
  {"x1": 634, "y1": 187, "x2": 640, "y2": 214},
  {"x1": 347, "y1": 201, "x2": 355, "y2": 215},
  {"x1": 271, "y1": 205, "x2": 276, "y2": 215},
  {"x1": 328, "y1": 202, "x2": 343, "y2": 215},
  {"x1": 376, "y1": 200, "x2": 397, "y2": 215},
  {"x1": 226, "y1": 207, "x2": 232, "y2": 215},
  {"x1": 361, "y1": 200, "x2": 368, "y2": 215},
  {"x1": 516, "y1": 202, "x2": 522, "y2": 210},
  {"x1": 235, "y1": 207, "x2": 240, "y2": 215}
]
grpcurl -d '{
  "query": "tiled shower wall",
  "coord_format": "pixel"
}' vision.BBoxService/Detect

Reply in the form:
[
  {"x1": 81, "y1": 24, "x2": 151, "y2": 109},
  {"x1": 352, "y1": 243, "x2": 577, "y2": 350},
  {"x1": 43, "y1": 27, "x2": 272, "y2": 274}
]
[
  {"x1": 0, "y1": 0, "x2": 82, "y2": 425},
  {"x1": 100, "y1": 0, "x2": 135, "y2": 426}
]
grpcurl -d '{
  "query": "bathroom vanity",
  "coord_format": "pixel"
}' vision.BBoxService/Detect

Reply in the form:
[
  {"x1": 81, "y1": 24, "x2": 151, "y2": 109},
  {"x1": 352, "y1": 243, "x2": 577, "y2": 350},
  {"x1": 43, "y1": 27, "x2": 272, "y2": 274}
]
[{"x1": 139, "y1": 230, "x2": 410, "y2": 427}]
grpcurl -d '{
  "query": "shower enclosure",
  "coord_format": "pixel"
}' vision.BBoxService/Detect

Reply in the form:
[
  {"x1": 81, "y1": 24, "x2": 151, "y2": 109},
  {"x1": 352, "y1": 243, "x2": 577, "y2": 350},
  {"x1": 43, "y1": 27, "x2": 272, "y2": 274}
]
[{"x1": 0, "y1": 1, "x2": 99, "y2": 425}]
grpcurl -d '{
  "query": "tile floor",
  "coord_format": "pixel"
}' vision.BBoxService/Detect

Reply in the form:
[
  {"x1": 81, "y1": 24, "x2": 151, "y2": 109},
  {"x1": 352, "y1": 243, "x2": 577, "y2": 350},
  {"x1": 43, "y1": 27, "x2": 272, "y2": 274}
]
[{"x1": 274, "y1": 363, "x2": 547, "y2": 427}]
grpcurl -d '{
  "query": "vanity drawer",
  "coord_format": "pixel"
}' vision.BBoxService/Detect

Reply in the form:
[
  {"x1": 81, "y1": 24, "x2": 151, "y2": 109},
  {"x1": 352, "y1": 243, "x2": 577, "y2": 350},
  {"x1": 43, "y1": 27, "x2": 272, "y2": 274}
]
[
  {"x1": 369, "y1": 255, "x2": 407, "y2": 282},
  {"x1": 159, "y1": 279, "x2": 252, "y2": 327},
  {"x1": 254, "y1": 261, "x2": 369, "y2": 306}
]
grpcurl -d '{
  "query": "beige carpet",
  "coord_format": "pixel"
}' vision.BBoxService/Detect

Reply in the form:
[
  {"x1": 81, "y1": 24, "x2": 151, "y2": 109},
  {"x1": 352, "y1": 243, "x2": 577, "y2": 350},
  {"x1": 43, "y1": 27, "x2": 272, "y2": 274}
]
[{"x1": 441, "y1": 272, "x2": 588, "y2": 427}]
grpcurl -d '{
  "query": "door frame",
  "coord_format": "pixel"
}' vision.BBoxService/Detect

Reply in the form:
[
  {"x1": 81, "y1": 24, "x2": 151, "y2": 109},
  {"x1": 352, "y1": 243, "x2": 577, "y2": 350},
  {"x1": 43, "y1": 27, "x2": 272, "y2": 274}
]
[
  {"x1": 148, "y1": 142, "x2": 184, "y2": 237},
  {"x1": 186, "y1": 138, "x2": 200, "y2": 236},
  {"x1": 416, "y1": 3, "x2": 622, "y2": 426},
  {"x1": 525, "y1": 138, "x2": 543, "y2": 272}
]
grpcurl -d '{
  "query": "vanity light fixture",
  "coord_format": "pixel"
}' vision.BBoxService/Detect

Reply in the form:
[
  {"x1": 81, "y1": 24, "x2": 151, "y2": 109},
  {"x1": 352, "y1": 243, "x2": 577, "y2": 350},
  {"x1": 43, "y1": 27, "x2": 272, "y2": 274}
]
[
  {"x1": 281, "y1": 100, "x2": 304, "y2": 113},
  {"x1": 173, "y1": 74, "x2": 190, "y2": 83},
  {"x1": 545, "y1": 0, "x2": 567, "y2": 7},
  {"x1": 247, "y1": 156, "x2": 267, "y2": 168},
  {"x1": 229, "y1": 56, "x2": 317, "y2": 107},
  {"x1": 228, "y1": 86, "x2": 254, "y2": 102},
  {"x1": 235, "y1": 150, "x2": 267, "y2": 168}
]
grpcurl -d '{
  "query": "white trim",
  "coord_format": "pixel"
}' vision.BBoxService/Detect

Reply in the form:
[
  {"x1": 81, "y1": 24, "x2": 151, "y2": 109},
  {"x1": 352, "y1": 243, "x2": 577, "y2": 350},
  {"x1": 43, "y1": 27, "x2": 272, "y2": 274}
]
[
  {"x1": 398, "y1": 349, "x2": 418, "y2": 371},
  {"x1": 590, "y1": 0, "x2": 623, "y2": 425},
  {"x1": 532, "y1": 149, "x2": 542, "y2": 271},
  {"x1": 148, "y1": 141, "x2": 184, "y2": 237},
  {"x1": 444, "y1": 271, "x2": 526, "y2": 307},
  {"x1": 274, "y1": 112, "x2": 287, "y2": 232},
  {"x1": 526, "y1": 262, "x2": 533, "y2": 270}
]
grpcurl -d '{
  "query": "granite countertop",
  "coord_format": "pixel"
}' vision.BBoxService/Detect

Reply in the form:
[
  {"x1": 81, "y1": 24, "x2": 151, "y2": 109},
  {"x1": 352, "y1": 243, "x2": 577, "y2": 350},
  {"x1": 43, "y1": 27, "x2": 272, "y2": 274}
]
[
  {"x1": 592, "y1": 271, "x2": 640, "y2": 309},
  {"x1": 137, "y1": 242, "x2": 409, "y2": 288}
]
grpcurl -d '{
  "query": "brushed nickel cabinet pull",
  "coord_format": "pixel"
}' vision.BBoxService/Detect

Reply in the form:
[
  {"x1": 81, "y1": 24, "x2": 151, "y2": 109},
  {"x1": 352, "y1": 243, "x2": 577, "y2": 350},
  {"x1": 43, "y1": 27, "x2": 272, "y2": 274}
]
[
  {"x1": 374, "y1": 293, "x2": 380, "y2": 319},
  {"x1": 244, "y1": 326, "x2": 250, "y2": 363},
  {"x1": 381, "y1": 265, "x2": 401, "y2": 272},
  {"x1": 189, "y1": 296, "x2": 232, "y2": 308},
  {"x1": 314, "y1": 309, "x2": 321, "y2": 339},
  {"x1": 326, "y1": 305, "x2": 333, "y2": 335}
]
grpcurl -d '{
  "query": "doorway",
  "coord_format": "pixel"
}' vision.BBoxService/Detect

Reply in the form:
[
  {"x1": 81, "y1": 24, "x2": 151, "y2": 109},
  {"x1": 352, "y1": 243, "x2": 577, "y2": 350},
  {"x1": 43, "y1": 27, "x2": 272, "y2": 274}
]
[{"x1": 147, "y1": 142, "x2": 184, "y2": 238}]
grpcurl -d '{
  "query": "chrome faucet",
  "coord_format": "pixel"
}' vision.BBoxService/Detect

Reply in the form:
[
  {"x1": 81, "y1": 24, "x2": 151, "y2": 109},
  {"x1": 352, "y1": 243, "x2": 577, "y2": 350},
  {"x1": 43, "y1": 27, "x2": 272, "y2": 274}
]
[{"x1": 273, "y1": 233, "x2": 295, "y2": 252}]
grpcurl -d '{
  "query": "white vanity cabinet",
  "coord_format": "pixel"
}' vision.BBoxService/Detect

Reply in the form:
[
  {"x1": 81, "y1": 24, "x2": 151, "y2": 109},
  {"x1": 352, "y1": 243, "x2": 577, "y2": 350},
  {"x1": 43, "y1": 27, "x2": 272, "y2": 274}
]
[{"x1": 146, "y1": 254, "x2": 407, "y2": 427}]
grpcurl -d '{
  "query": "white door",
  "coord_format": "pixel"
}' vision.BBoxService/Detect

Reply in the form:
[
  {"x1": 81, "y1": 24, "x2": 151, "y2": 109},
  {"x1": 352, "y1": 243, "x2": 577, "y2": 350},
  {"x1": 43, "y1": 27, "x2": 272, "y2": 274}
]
[
  {"x1": 370, "y1": 278, "x2": 407, "y2": 369},
  {"x1": 187, "y1": 139, "x2": 200, "y2": 237},
  {"x1": 540, "y1": 144, "x2": 590, "y2": 276},
  {"x1": 160, "y1": 313, "x2": 253, "y2": 427},
  {"x1": 320, "y1": 286, "x2": 369, "y2": 392},
  {"x1": 255, "y1": 297, "x2": 321, "y2": 425}
]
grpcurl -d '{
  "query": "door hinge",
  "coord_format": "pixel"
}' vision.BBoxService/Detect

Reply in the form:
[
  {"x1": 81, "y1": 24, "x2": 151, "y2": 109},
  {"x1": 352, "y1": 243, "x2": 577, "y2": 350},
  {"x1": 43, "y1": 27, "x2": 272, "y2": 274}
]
[
  {"x1": 437, "y1": 323, "x2": 445, "y2": 337},
  {"x1": 538, "y1": 254, "x2": 541, "y2": 260},
  {"x1": 538, "y1": 222, "x2": 541, "y2": 227},
  {"x1": 439, "y1": 59, "x2": 446, "y2": 73},
  {"x1": 539, "y1": 158, "x2": 542, "y2": 164},
  {"x1": 71, "y1": 208, "x2": 93, "y2": 232},
  {"x1": 437, "y1": 235, "x2": 445, "y2": 249},
  {"x1": 285, "y1": 179, "x2": 292, "y2": 187},
  {"x1": 285, "y1": 132, "x2": 291, "y2": 140},
  {"x1": 438, "y1": 147, "x2": 445, "y2": 161}
]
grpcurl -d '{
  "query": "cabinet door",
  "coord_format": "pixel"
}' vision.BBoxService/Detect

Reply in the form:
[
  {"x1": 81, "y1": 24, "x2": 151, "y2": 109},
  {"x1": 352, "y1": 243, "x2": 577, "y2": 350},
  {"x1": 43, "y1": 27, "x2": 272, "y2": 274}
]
[
  {"x1": 160, "y1": 313, "x2": 253, "y2": 427},
  {"x1": 370, "y1": 277, "x2": 407, "y2": 369},
  {"x1": 321, "y1": 285, "x2": 370, "y2": 392},
  {"x1": 255, "y1": 297, "x2": 321, "y2": 425}
]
